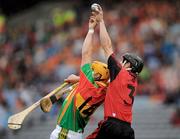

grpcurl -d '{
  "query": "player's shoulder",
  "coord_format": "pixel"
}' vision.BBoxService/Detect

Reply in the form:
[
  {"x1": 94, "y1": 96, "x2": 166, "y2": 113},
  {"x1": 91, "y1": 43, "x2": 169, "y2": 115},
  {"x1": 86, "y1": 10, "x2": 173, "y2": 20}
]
[{"x1": 81, "y1": 63, "x2": 91, "y2": 71}]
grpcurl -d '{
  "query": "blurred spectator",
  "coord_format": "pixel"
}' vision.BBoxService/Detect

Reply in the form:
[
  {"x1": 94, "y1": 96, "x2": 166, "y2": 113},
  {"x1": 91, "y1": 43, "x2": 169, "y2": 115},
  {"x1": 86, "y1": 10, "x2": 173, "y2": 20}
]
[{"x1": 171, "y1": 107, "x2": 180, "y2": 127}]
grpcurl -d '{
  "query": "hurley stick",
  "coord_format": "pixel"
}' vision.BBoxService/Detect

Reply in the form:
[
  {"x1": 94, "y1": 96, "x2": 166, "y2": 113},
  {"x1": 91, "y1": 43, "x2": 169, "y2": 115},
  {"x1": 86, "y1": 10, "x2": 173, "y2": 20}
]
[
  {"x1": 8, "y1": 82, "x2": 68, "y2": 130},
  {"x1": 40, "y1": 83, "x2": 78, "y2": 113}
]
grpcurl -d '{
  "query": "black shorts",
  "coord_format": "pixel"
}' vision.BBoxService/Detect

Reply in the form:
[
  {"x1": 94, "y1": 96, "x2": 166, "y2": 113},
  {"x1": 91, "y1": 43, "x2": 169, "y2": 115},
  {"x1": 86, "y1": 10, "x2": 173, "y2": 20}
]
[{"x1": 95, "y1": 117, "x2": 135, "y2": 139}]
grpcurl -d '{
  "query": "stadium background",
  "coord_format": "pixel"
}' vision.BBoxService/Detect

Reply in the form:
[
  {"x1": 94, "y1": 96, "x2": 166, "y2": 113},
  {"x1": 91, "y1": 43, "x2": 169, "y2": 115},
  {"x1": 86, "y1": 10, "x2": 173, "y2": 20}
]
[{"x1": 0, "y1": 0, "x2": 179, "y2": 138}]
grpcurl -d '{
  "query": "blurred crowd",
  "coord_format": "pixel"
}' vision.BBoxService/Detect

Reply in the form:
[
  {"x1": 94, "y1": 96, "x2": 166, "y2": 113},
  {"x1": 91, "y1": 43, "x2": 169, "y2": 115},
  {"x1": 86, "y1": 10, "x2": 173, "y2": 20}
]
[{"x1": 0, "y1": 0, "x2": 179, "y2": 133}]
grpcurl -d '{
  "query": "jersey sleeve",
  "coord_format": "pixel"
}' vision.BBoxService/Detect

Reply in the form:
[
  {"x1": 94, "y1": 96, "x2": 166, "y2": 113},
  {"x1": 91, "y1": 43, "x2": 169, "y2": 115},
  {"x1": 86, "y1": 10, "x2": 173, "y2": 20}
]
[
  {"x1": 107, "y1": 53, "x2": 122, "y2": 82},
  {"x1": 80, "y1": 63, "x2": 97, "y2": 87}
]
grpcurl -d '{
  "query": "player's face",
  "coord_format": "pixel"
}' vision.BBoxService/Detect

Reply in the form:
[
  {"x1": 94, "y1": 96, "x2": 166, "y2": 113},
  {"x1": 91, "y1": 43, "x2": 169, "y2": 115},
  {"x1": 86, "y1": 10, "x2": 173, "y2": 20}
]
[
  {"x1": 93, "y1": 72, "x2": 101, "y2": 81},
  {"x1": 93, "y1": 72, "x2": 108, "y2": 83}
]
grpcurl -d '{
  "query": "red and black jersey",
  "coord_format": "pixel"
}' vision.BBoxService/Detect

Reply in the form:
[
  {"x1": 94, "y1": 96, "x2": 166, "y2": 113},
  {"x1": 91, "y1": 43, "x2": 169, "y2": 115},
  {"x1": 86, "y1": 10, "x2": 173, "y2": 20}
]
[{"x1": 104, "y1": 53, "x2": 137, "y2": 123}]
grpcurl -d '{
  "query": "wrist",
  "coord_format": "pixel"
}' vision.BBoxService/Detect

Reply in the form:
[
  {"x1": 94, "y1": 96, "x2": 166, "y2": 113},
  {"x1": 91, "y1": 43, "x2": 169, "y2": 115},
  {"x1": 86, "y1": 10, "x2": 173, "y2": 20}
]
[
  {"x1": 99, "y1": 19, "x2": 104, "y2": 24},
  {"x1": 50, "y1": 95, "x2": 58, "y2": 104},
  {"x1": 88, "y1": 28, "x2": 94, "y2": 34}
]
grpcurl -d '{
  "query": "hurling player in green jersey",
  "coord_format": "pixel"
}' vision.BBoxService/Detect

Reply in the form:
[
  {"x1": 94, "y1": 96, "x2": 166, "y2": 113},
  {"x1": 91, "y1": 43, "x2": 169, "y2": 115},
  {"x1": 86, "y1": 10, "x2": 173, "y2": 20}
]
[{"x1": 49, "y1": 11, "x2": 109, "y2": 139}]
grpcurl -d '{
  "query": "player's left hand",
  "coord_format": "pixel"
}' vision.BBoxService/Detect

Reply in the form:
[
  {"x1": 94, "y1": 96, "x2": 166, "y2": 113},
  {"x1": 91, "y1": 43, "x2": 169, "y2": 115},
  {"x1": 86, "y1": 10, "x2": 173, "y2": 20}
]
[{"x1": 89, "y1": 15, "x2": 97, "y2": 29}]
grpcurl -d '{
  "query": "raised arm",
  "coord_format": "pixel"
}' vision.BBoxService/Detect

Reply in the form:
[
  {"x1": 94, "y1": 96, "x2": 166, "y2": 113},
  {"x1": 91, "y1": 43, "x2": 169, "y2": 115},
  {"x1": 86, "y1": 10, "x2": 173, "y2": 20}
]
[
  {"x1": 81, "y1": 16, "x2": 97, "y2": 66},
  {"x1": 92, "y1": 4, "x2": 113, "y2": 58},
  {"x1": 99, "y1": 20, "x2": 113, "y2": 58}
]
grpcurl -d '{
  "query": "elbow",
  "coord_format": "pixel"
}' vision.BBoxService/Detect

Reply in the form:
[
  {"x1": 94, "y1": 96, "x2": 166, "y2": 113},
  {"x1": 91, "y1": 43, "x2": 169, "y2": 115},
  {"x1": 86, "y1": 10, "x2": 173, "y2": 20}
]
[
  {"x1": 82, "y1": 49, "x2": 90, "y2": 56},
  {"x1": 101, "y1": 43, "x2": 113, "y2": 57},
  {"x1": 82, "y1": 50, "x2": 91, "y2": 59},
  {"x1": 101, "y1": 39, "x2": 112, "y2": 48},
  {"x1": 107, "y1": 39, "x2": 112, "y2": 47},
  {"x1": 101, "y1": 42, "x2": 112, "y2": 50}
]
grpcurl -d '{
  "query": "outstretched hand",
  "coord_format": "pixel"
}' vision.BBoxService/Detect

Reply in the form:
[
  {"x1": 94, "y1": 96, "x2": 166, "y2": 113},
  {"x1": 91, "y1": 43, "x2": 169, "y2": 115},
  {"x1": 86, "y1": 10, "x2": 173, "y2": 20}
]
[
  {"x1": 64, "y1": 74, "x2": 80, "y2": 84},
  {"x1": 91, "y1": 4, "x2": 103, "y2": 23},
  {"x1": 89, "y1": 15, "x2": 98, "y2": 30}
]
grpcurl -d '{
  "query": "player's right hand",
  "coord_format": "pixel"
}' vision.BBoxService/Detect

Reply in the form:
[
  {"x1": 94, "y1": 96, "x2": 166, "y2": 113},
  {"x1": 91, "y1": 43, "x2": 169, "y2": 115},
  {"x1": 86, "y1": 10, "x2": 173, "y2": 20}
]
[{"x1": 91, "y1": 4, "x2": 103, "y2": 23}]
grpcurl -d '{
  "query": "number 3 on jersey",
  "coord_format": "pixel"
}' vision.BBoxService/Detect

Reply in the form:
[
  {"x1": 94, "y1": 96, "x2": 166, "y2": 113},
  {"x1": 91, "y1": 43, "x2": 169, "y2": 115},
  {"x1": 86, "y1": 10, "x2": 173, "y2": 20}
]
[{"x1": 124, "y1": 84, "x2": 135, "y2": 105}]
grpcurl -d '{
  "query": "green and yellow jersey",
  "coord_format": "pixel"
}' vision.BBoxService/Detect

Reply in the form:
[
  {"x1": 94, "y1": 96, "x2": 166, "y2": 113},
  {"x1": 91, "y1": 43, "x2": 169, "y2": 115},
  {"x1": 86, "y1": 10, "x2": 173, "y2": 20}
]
[{"x1": 56, "y1": 63, "x2": 107, "y2": 133}]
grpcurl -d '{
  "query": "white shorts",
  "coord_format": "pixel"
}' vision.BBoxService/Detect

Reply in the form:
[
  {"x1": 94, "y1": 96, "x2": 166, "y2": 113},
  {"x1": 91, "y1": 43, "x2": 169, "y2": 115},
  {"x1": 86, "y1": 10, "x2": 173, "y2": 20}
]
[{"x1": 50, "y1": 125, "x2": 83, "y2": 139}]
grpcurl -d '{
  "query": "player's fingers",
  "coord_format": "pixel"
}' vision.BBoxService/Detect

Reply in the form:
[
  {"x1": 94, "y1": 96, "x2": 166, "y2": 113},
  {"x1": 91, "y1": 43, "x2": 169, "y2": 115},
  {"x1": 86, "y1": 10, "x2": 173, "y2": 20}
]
[
  {"x1": 90, "y1": 16, "x2": 96, "y2": 22},
  {"x1": 92, "y1": 4, "x2": 102, "y2": 12},
  {"x1": 122, "y1": 60, "x2": 126, "y2": 67},
  {"x1": 64, "y1": 79, "x2": 70, "y2": 83},
  {"x1": 92, "y1": 10, "x2": 100, "y2": 15},
  {"x1": 91, "y1": 11, "x2": 97, "y2": 16},
  {"x1": 90, "y1": 16, "x2": 96, "y2": 20},
  {"x1": 97, "y1": 5, "x2": 102, "y2": 11},
  {"x1": 126, "y1": 68, "x2": 132, "y2": 71}
]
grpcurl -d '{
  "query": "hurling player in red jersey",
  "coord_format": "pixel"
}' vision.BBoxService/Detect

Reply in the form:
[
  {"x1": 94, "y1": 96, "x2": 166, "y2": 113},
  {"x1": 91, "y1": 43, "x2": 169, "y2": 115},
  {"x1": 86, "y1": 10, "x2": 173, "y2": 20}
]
[{"x1": 87, "y1": 4, "x2": 144, "y2": 139}]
